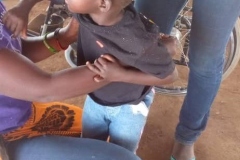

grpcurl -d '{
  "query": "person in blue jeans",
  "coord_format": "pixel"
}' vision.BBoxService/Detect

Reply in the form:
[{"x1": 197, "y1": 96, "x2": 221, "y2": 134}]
[{"x1": 135, "y1": 0, "x2": 240, "y2": 160}]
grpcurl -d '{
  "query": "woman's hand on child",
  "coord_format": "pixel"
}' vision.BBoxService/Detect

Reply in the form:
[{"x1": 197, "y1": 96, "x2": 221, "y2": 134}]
[
  {"x1": 86, "y1": 54, "x2": 127, "y2": 82},
  {"x1": 2, "y1": 5, "x2": 29, "y2": 38},
  {"x1": 159, "y1": 33, "x2": 178, "y2": 57}
]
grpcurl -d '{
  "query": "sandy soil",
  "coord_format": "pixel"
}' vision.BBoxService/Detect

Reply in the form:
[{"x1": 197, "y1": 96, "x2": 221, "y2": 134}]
[{"x1": 3, "y1": 1, "x2": 240, "y2": 160}]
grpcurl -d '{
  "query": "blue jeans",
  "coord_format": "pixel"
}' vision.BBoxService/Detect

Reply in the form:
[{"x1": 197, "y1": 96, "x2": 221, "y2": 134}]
[
  {"x1": 6, "y1": 136, "x2": 141, "y2": 160},
  {"x1": 82, "y1": 90, "x2": 155, "y2": 152},
  {"x1": 135, "y1": 0, "x2": 240, "y2": 144}
]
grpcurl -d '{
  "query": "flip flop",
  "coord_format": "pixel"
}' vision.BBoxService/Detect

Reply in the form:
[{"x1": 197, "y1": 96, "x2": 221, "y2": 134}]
[{"x1": 170, "y1": 155, "x2": 196, "y2": 160}]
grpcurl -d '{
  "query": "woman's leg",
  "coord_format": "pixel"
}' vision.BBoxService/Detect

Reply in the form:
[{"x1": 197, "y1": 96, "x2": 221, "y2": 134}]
[
  {"x1": 135, "y1": 0, "x2": 240, "y2": 159},
  {"x1": 174, "y1": 0, "x2": 240, "y2": 159},
  {"x1": 82, "y1": 96, "x2": 109, "y2": 141},
  {"x1": 134, "y1": 0, "x2": 187, "y2": 34},
  {"x1": 6, "y1": 136, "x2": 141, "y2": 160}
]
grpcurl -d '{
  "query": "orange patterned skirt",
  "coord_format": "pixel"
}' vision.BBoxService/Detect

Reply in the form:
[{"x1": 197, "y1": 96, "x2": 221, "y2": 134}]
[{"x1": 3, "y1": 102, "x2": 82, "y2": 141}]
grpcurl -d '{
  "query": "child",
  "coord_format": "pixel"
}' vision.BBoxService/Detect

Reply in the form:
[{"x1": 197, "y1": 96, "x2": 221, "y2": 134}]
[{"x1": 66, "y1": 0, "x2": 178, "y2": 152}]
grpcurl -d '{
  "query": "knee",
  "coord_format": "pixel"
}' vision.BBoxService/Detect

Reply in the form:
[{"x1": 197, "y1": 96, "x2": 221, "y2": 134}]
[{"x1": 188, "y1": 50, "x2": 224, "y2": 77}]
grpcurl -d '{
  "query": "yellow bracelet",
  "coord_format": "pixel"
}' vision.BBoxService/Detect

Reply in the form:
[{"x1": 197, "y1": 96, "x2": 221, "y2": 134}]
[{"x1": 43, "y1": 32, "x2": 59, "y2": 54}]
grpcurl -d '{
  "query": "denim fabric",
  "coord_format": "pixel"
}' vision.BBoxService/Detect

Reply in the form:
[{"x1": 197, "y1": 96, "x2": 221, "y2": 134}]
[
  {"x1": 135, "y1": 0, "x2": 240, "y2": 144},
  {"x1": 82, "y1": 89, "x2": 155, "y2": 152},
  {"x1": 6, "y1": 136, "x2": 141, "y2": 160}
]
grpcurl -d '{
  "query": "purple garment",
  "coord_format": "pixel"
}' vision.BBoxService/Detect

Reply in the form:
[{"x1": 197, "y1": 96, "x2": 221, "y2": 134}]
[{"x1": 0, "y1": 2, "x2": 31, "y2": 134}]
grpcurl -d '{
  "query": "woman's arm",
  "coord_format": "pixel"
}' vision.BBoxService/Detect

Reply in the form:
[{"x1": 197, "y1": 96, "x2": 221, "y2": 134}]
[
  {"x1": 0, "y1": 48, "x2": 107, "y2": 102},
  {"x1": 22, "y1": 18, "x2": 79, "y2": 62}
]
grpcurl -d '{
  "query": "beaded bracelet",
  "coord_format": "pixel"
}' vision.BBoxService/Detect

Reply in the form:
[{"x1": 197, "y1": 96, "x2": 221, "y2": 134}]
[
  {"x1": 54, "y1": 28, "x2": 68, "y2": 50},
  {"x1": 43, "y1": 33, "x2": 59, "y2": 54}
]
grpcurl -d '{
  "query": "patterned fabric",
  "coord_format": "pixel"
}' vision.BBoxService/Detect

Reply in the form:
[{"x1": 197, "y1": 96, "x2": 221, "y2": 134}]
[{"x1": 3, "y1": 102, "x2": 82, "y2": 141}]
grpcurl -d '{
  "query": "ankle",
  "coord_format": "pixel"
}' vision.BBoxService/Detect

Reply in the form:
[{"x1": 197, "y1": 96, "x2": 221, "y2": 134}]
[{"x1": 171, "y1": 141, "x2": 195, "y2": 160}]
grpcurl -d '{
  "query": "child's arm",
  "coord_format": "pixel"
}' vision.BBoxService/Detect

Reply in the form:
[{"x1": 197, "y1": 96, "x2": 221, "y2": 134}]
[
  {"x1": 22, "y1": 18, "x2": 79, "y2": 62},
  {"x1": 2, "y1": 0, "x2": 42, "y2": 37},
  {"x1": 86, "y1": 55, "x2": 178, "y2": 86}
]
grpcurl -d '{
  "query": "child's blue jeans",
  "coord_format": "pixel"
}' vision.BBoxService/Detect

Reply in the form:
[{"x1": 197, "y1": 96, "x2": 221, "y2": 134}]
[{"x1": 82, "y1": 89, "x2": 155, "y2": 152}]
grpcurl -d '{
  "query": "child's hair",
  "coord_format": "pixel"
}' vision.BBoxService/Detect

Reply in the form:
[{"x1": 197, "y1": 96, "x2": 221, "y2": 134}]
[{"x1": 0, "y1": 136, "x2": 9, "y2": 160}]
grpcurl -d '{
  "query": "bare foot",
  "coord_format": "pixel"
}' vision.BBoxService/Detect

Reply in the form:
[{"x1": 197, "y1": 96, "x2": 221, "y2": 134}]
[{"x1": 171, "y1": 141, "x2": 195, "y2": 160}]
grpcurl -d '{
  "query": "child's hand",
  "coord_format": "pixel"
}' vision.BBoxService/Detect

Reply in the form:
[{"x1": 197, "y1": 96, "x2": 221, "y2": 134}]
[
  {"x1": 2, "y1": 5, "x2": 29, "y2": 38},
  {"x1": 159, "y1": 33, "x2": 178, "y2": 57},
  {"x1": 86, "y1": 54, "x2": 127, "y2": 82}
]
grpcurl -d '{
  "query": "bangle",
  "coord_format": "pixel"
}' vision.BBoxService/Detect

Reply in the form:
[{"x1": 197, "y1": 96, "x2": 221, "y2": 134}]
[
  {"x1": 54, "y1": 28, "x2": 68, "y2": 50},
  {"x1": 43, "y1": 33, "x2": 59, "y2": 54}
]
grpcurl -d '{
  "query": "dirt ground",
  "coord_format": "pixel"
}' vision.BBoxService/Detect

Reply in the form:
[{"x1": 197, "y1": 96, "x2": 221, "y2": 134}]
[{"x1": 3, "y1": 1, "x2": 240, "y2": 160}]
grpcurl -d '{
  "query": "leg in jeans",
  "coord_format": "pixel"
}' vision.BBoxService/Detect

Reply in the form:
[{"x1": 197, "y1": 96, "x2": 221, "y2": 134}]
[
  {"x1": 135, "y1": 0, "x2": 240, "y2": 159},
  {"x1": 109, "y1": 90, "x2": 155, "y2": 152},
  {"x1": 6, "y1": 136, "x2": 141, "y2": 160},
  {"x1": 82, "y1": 96, "x2": 109, "y2": 141},
  {"x1": 7, "y1": 136, "x2": 86, "y2": 160},
  {"x1": 134, "y1": 0, "x2": 187, "y2": 34}
]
